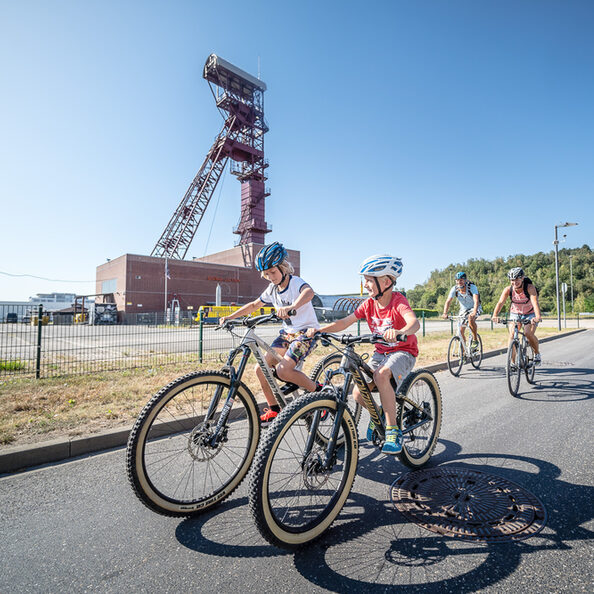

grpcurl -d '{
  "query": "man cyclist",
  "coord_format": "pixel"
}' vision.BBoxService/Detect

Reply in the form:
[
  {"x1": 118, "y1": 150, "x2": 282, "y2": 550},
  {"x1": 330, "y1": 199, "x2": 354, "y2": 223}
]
[
  {"x1": 442, "y1": 271, "x2": 482, "y2": 349},
  {"x1": 492, "y1": 267, "x2": 542, "y2": 365}
]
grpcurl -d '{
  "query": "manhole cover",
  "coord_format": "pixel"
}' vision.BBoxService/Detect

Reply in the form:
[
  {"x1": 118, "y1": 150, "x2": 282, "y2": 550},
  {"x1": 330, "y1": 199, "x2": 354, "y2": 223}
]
[{"x1": 390, "y1": 467, "x2": 547, "y2": 542}]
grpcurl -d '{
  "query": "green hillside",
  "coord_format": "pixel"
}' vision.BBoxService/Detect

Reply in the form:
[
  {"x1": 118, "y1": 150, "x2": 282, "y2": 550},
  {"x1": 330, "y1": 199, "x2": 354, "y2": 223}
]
[{"x1": 404, "y1": 245, "x2": 593, "y2": 314}]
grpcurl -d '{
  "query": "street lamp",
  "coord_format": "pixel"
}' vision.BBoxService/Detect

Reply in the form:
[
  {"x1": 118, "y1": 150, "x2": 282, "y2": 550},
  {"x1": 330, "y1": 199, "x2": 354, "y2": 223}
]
[
  {"x1": 554, "y1": 222, "x2": 578, "y2": 331},
  {"x1": 569, "y1": 254, "x2": 574, "y2": 313}
]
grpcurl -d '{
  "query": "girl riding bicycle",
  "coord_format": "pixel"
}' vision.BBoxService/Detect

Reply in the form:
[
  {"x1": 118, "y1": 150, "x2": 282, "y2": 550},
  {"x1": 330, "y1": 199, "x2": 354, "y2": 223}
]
[
  {"x1": 220, "y1": 242, "x2": 321, "y2": 423},
  {"x1": 492, "y1": 267, "x2": 542, "y2": 365},
  {"x1": 308, "y1": 254, "x2": 419, "y2": 454}
]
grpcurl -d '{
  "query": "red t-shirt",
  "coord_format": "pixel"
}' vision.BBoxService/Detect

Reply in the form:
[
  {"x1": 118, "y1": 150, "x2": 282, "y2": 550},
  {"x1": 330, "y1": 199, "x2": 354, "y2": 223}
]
[{"x1": 354, "y1": 293, "x2": 419, "y2": 357}]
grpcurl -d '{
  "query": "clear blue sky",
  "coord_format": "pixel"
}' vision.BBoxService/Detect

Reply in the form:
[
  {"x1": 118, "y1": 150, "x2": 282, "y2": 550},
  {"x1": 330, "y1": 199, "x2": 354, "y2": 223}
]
[{"x1": 1, "y1": 0, "x2": 592, "y2": 301}]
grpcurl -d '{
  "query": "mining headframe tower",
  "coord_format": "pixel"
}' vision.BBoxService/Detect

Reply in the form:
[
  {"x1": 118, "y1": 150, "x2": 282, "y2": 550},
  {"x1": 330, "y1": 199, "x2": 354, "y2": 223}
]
[{"x1": 96, "y1": 54, "x2": 301, "y2": 317}]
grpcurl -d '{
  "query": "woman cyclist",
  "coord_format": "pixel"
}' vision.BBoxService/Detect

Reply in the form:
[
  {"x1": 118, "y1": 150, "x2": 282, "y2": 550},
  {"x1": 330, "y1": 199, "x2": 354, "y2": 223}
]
[{"x1": 492, "y1": 267, "x2": 542, "y2": 365}]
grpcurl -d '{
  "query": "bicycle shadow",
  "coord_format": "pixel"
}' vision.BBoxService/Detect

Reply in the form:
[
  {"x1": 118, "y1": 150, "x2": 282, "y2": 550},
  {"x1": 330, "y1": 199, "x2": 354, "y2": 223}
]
[
  {"x1": 514, "y1": 366, "x2": 594, "y2": 402},
  {"x1": 291, "y1": 444, "x2": 593, "y2": 592}
]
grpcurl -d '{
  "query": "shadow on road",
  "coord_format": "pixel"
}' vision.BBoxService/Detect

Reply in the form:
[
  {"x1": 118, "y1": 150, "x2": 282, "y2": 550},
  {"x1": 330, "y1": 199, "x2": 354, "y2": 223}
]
[{"x1": 174, "y1": 438, "x2": 593, "y2": 592}]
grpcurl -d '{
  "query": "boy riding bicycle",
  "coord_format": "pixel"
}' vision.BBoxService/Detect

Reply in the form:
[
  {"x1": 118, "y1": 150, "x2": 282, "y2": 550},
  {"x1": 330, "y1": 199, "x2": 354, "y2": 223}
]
[
  {"x1": 220, "y1": 242, "x2": 321, "y2": 424},
  {"x1": 308, "y1": 254, "x2": 419, "y2": 455},
  {"x1": 442, "y1": 271, "x2": 482, "y2": 348},
  {"x1": 492, "y1": 267, "x2": 542, "y2": 365}
]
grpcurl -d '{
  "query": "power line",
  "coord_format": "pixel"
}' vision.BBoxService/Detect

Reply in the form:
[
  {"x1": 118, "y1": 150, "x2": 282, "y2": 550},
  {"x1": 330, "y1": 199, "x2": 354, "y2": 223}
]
[{"x1": 0, "y1": 271, "x2": 95, "y2": 283}]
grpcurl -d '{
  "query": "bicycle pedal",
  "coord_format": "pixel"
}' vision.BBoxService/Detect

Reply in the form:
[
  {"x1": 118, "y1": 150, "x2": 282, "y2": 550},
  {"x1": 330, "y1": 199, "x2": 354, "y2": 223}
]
[{"x1": 280, "y1": 382, "x2": 298, "y2": 395}]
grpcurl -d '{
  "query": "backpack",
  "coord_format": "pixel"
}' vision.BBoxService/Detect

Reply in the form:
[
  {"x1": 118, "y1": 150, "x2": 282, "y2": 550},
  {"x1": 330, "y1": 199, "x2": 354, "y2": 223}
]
[
  {"x1": 509, "y1": 277, "x2": 538, "y2": 304},
  {"x1": 456, "y1": 281, "x2": 481, "y2": 306}
]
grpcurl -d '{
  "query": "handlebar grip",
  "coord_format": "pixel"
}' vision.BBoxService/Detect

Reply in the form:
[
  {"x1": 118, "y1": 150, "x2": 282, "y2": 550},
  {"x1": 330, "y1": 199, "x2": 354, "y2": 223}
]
[
  {"x1": 396, "y1": 334, "x2": 408, "y2": 342},
  {"x1": 287, "y1": 309, "x2": 297, "y2": 316}
]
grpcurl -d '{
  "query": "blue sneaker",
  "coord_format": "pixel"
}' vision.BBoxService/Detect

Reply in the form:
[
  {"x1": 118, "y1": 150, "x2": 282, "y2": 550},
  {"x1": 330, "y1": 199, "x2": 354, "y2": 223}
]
[
  {"x1": 366, "y1": 407, "x2": 384, "y2": 442},
  {"x1": 382, "y1": 427, "x2": 403, "y2": 455}
]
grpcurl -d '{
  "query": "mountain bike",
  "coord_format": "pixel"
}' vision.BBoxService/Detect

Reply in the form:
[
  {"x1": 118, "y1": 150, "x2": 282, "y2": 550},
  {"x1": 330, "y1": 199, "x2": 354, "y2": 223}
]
[
  {"x1": 501, "y1": 316, "x2": 537, "y2": 397},
  {"x1": 446, "y1": 313, "x2": 483, "y2": 376},
  {"x1": 248, "y1": 332, "x2": 442, "y2": 550},
  {"x1": 125, "y1": 312, "x2": 361, "y2": 517}
]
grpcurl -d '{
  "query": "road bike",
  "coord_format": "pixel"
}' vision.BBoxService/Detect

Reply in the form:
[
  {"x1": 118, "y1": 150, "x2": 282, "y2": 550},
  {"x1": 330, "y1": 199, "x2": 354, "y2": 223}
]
[
  {"x1": 446, "y1": 313, "x2": 483, "y2": 376},
  {"x1": 248, "y1": 332, "x2": 442, "y2": 550},
  {"x1": 501, "y1": 316, "x2": 537, "y2": 397},
  {"x1": 125, "y1": 312, "x2": 360, "y2": 517}
]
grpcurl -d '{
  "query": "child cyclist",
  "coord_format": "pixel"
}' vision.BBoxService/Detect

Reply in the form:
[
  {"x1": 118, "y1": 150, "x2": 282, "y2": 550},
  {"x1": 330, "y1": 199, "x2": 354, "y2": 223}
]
[
  {"x1": 220, "y1": 242, "x2": 321, "y2": 424},
  {"x1": 308, "y1": 254, "x2": 419, "y2": 454}
]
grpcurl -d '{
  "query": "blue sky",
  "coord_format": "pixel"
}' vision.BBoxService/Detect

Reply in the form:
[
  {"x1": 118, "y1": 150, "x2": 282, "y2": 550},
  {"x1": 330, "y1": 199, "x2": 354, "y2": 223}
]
[{"x1": 1, "y1": 0, "x2": 592, "y2": 301}]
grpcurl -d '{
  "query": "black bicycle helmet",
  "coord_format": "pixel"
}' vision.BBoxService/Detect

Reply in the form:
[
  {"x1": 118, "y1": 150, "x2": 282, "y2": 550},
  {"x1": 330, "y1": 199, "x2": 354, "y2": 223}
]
[{"x1": 508, "y1": 267, "x2": 524, "y2": 280}]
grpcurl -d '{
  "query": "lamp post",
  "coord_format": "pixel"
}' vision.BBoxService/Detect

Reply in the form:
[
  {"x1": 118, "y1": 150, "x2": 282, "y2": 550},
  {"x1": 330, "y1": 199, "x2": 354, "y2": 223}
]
[
  {"x1": 569, "y1": 254, "x2": 574, "y2": 313},
  {"x1": 554, "y1": 222, "x2": 578, "y2": 331}
]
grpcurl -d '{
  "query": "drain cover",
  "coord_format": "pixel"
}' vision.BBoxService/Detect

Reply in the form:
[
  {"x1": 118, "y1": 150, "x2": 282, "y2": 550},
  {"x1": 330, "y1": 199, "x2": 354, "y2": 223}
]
[{"x1": 390, "y1": 467, "x2": 547, "y2": 542}]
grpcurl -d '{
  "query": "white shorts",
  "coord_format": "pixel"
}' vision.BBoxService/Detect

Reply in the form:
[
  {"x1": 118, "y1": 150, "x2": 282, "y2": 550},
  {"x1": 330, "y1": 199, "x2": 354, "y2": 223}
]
[{"x1": 369, "y1": 351, "x2": 416, "y2": 392}]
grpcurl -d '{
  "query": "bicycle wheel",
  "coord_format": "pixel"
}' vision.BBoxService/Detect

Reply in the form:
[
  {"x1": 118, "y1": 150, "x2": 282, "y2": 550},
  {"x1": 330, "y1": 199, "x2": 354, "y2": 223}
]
[
  {"x1": 447, "y1": 336, "x2": 463, "y2": 376},
  {"x1": 248, "y1": 391, "x2": 359, "y2": 550},
  {"x1": 470, "y1": 334, "x2": 483, "y2": 369},
  {"x1": 523, "y1": 341, "x2": 536, "y2": 384},
  {"x1": 397, "y1": 370, "x2": 442, "y2": 468},
  {"x1": 309, "y1": 352, "x2": 361, "y2": 444},
  {"x1": 126, "y1": 370, "x2": 260, "y2": 517},
  {"x1": 506, "y1": 341, "x2": 522, "y2": 397}
]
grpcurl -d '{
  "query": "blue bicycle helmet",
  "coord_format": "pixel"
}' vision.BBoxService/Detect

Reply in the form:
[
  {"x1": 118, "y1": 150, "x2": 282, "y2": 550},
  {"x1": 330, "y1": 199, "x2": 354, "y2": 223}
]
[
  {"x1": 455, "y1": 271, "x2": 467, "y2": 280},
  {"x1": 255, "y1": 242, "x2": 287, "y2": 271}
]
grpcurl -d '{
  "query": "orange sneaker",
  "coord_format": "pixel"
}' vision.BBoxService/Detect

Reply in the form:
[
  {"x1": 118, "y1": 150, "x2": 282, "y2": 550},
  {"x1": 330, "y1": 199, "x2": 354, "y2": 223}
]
[{"x1": 260, "y1": 408, "x2": 279, "y2": 425}]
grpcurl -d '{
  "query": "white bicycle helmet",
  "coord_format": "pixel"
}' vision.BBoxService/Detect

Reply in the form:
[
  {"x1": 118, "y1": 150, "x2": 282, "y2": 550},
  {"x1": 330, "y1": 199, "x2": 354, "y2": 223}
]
[
  {"x1": 359, "y1": 254, "x2": 403, "y2": 300},
  {"x1": 508, "y1": 267, "x2": 524, "y2": 280}
]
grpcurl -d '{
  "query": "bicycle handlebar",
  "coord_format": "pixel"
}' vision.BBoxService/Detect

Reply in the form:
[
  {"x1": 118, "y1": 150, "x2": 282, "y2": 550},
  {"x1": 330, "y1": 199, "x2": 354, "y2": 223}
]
[
  {"x1": 315, "y1": 332, "x2": 408, "y2": 346},
  {"x1": 215, "y1": 309, "x2": 297, "y2": 331}
]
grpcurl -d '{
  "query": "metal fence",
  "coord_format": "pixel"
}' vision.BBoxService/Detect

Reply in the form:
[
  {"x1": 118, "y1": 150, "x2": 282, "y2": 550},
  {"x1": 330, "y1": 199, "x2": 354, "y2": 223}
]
[{"x1": 0, "y1": 305, "x2": 251, "y2": 380}]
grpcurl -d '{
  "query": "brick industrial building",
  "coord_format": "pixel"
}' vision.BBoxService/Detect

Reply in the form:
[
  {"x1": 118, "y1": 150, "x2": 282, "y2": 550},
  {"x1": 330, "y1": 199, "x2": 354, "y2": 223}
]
[{"x1": 95, "y1": 244, "x2": 301, "y2": 314}]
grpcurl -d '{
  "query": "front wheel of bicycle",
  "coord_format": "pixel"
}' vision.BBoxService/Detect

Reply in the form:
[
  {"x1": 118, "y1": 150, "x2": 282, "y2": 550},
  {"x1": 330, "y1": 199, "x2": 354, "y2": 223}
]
[
  {"x1": 523, "y1": 342, "x2": 536, "y2": 384},
  {"x1": 470, "y1": 334, "x2": 483, "y2": 369},
  {"x1": 447, "y1": 336, "x2": 464, "y2": 376},
  {"x1": 248, "y1": 391, "x2": 359, "y2": 550},
  {"x1": 397, "y1": 370, "x2": 442, "y2": 468},
  {"x1": 126, "y1": 370, "x2": 260, "y2": 517},
  {"x1": 506, "y1": 341, "x2": 522, "y2": 397},
  {"x1": 309, "y1": 352, "x2": 361, "y2": 445}
]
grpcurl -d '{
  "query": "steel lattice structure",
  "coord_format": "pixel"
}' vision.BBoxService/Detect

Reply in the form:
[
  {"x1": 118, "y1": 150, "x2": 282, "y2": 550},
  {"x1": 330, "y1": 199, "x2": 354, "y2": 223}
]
[{"x1": 152, "y1": 54, "x2": 270, "y2": 259}]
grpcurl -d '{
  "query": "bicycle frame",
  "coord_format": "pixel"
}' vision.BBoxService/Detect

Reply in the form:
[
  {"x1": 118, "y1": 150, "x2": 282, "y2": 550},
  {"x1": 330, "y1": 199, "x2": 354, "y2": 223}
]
[
  {"x1": 507, "y1": 318, "x2": 533, "y2": 368},
  {"x1": 450, "y1": 314, "x2": 474, "y2": 358},
  {"x1": 304, "y1": 335, "x2": 434, "y2": 469}
]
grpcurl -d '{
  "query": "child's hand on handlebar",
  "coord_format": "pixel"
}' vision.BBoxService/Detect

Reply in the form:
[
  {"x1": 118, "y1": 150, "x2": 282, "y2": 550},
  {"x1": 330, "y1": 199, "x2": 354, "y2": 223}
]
[
  {"x1": 383, "y1": 328, "x2": 404, "y2": 342},
  {"x1": 306, "y1": 327, "x2": 319, "y2": 338}
]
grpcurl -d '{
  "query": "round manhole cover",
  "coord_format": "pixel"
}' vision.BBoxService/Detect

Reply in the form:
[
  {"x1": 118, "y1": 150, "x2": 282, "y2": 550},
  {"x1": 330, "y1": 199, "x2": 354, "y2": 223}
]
[{"x1": 390, "y1": 467, "x2": 547, "y2": 542}]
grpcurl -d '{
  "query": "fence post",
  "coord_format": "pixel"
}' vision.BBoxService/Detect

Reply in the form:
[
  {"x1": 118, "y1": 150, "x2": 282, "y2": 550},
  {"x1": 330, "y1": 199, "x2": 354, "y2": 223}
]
[
  {"x1": 422, "y1": 310, "x2": 425, "y2": 337},
  {"x1": 450, "y1": 317, "x2": 453, "y2": 335},
  {"x1": 198, "y1": 309, "x2": 204, "y2": 363},
  {"x1": 577, "y1": 312, "x2": 580, "y2": 328},
  {"x1": 35, "y1": 304, "x2": 43, "y2": 379},
  {"x1": 490, "y1": 316, "x2": 493, "y2": 331}
]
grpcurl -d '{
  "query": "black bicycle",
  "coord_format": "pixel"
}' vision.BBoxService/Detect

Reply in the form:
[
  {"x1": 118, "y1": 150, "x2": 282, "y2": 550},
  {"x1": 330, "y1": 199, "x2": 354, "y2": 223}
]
[
  {"x1": 446, "y1": 313, "x2": 483, "y2": 376},
  {"x1": 248, "y1": 332, "x2": 442, "y2": 549},
  {"x1": 125, "y1": 312, "x2": 360, "y2": 517},
  {"x1": 501, "y1": 316, "x2": 537, "y2": 397}
]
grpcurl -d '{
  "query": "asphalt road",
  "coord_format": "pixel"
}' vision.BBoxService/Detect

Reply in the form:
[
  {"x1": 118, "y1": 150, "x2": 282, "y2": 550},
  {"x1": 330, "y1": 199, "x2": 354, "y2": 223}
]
[{"x1": 1, "y1": 331, "x2": 592, "y2": 593}]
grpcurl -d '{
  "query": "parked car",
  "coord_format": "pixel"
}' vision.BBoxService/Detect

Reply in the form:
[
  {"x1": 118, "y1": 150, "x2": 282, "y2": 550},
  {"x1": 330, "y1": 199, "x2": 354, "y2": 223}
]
[{"x1": 5, "y1": 313, "x2": 17, "y2": 323}]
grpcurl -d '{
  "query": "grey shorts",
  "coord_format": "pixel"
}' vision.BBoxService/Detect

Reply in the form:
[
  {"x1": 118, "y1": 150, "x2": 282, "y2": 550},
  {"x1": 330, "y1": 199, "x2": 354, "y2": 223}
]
[{"x1": 369, "y1": 351, "x2": 416, "y2": 391}]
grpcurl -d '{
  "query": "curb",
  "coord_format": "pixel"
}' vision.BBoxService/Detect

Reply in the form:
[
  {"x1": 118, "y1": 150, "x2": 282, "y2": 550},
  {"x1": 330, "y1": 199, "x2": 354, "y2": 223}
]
[{"x1": 0, "y1": 328, "x2": 587, "y2": 475}]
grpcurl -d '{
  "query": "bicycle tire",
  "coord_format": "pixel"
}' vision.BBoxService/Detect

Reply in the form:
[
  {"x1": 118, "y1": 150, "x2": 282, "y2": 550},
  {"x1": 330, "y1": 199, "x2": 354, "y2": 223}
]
[
  {"x1": 447, "y1": 336, "x2": 463, "y2": 376},
  {"x1": 126, "y1": 370, "x2": 260, "y2": 517},
  {"x1": 506, "y1": 341, "x2": 522, "y2": 397},
  {"x1": 309, "y1": 352, "x2": 362, "y2": 444},
  {"x1": 248, "y1": 391, "x2": 359, "y2": 550},
  {"x1": 524, "y1": 342, "x2": 536, "y2": 384},
  {"x1": 470, "y1": 334, "x2": 483, "y2": 369},
  {"x1": 397, "y1": 369, "x2": 442, "y2": 468}
]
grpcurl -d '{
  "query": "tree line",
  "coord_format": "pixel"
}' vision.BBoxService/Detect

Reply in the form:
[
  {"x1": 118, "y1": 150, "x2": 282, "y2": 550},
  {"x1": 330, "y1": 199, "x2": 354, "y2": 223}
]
[{"x1": 403, "y1": 245, "x2": 593, "y2": 315}]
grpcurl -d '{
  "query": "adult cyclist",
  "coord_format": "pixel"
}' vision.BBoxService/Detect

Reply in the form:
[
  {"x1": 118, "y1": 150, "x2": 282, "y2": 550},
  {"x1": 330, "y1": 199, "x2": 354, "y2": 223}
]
[
  {"x1": 442, "y1": 271, "x2": 482, "y2": 349},
  {"x1": 492, "y1": 267, "x2": 542, "y2": 365}
]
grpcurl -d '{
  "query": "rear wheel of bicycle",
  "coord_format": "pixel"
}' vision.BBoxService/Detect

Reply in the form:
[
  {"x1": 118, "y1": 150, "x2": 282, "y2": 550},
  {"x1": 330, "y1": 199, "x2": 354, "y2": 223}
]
[
  {"x1": 506, "y1": 341, "x2": 522, "y2": 397},
  {"x1": 126, "y1": 371, "x2": 260, "y2": 517},
  {"x1": 447, "y1": 336, "x2": 464, "y2": 376},
  {"x1": 309, "y1": 352, "x2": 361, "y2": 445},
  {"x1": 523, "y1": 341, "x2": 536, "y2": 384},
  {"x1": 248, "y1": 391, "x2": 359, "y2": 550},
  {"x1": 470, "y1": 334, "x2": 483, "y2": 369},
  {"x1": 397, "y1": 370, "x2": 442, "y2": 468}
]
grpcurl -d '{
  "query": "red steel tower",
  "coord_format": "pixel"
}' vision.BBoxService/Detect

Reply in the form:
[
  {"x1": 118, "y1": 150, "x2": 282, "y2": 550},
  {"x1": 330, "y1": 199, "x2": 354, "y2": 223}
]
[{"x1": 151, "y1": 54, "x2": 270, "y2": 259}]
